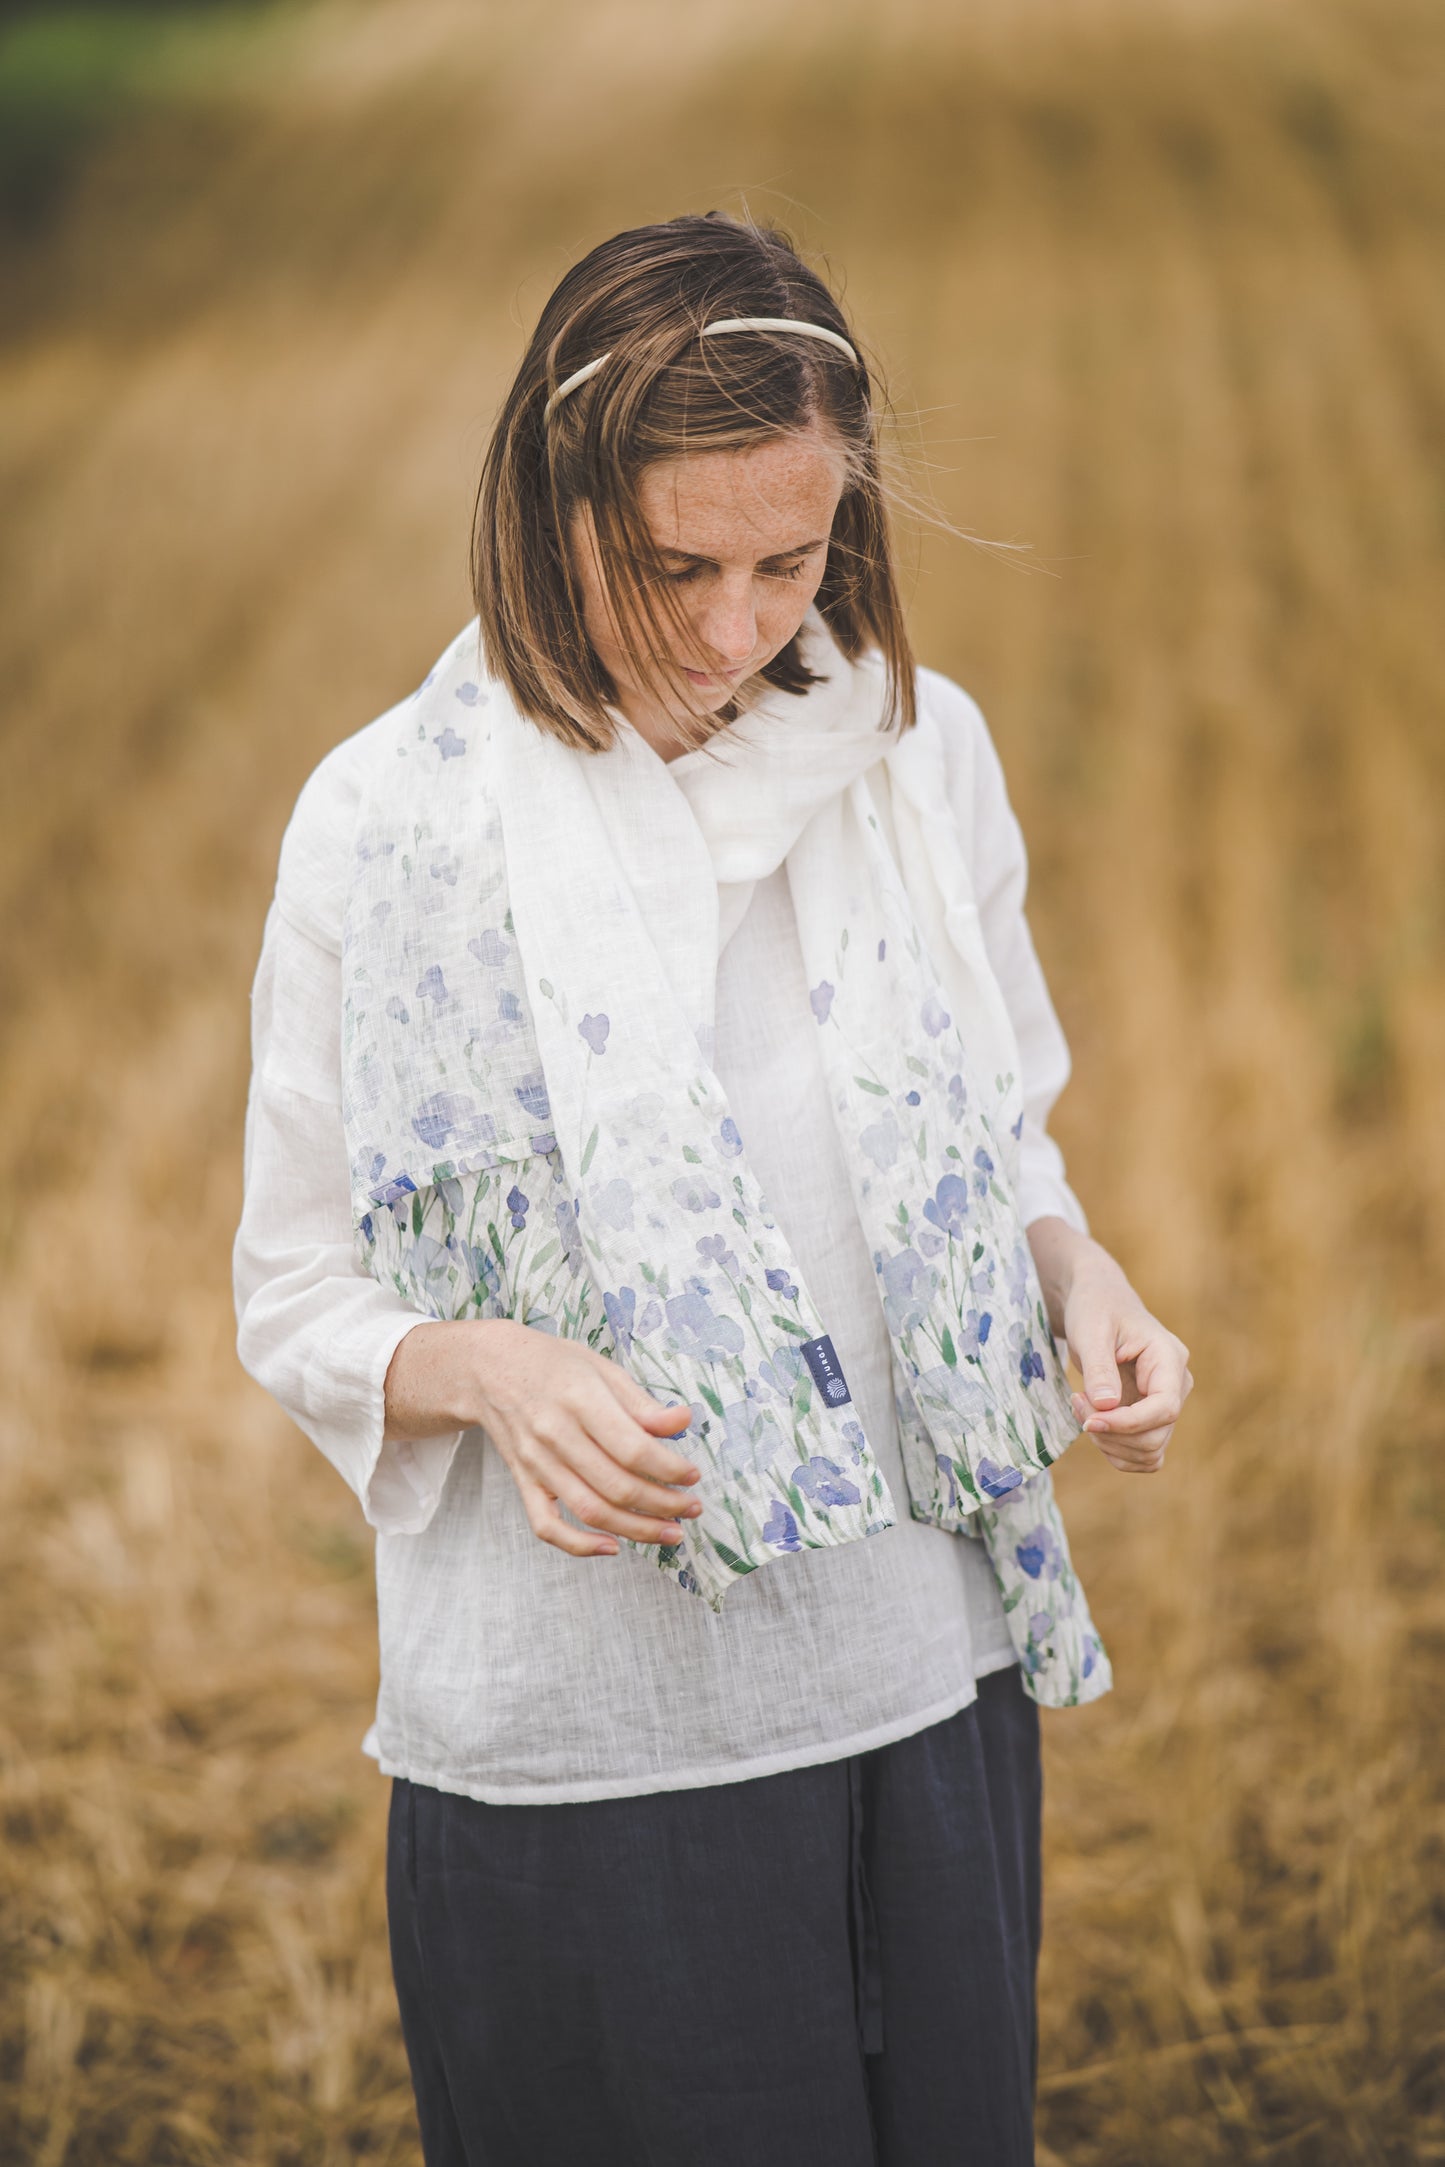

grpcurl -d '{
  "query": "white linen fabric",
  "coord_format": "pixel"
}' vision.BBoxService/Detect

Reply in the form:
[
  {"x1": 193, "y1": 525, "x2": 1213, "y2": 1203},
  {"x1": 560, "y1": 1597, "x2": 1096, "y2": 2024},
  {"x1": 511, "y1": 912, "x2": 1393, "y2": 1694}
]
[
  {"x1": 341, "y1": 614, "x2": 1086, "y2": 1609},
  {"x1": 233, "y1": 646, "x2": 1100, "y2": 1802}
]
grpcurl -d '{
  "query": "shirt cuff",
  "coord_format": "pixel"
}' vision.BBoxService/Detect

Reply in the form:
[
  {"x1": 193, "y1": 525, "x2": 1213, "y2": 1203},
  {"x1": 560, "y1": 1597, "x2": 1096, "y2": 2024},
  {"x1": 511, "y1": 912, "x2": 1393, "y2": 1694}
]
[{"x1": 352, "y1": 1312, "x2": 469, "y2": 1536}]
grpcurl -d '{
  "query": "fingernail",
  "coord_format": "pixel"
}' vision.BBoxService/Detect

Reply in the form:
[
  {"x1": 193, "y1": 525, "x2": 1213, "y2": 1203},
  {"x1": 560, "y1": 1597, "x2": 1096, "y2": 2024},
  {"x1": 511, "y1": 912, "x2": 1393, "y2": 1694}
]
[{"x1": 594, "y1": 1541, "x2": 618, "y2": 1555}]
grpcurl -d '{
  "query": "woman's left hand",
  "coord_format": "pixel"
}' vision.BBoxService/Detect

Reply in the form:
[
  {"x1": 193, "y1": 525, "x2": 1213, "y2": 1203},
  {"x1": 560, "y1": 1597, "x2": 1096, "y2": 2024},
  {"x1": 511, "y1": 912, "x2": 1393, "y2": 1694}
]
[
  {"x1": 1061, "y1": 1242, "x2": 1193, "y2": 1474},
  {"x1": 1027, "y1": 1218, "x2": 1194, "y2": 1475}
]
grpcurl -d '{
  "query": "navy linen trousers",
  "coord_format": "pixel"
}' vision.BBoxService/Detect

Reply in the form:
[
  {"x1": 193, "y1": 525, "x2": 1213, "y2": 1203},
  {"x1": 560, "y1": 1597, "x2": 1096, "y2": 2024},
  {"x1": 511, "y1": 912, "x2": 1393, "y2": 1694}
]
[{"x1": 386, "y1": 1664, "x2": 1042, "y2": 2167}]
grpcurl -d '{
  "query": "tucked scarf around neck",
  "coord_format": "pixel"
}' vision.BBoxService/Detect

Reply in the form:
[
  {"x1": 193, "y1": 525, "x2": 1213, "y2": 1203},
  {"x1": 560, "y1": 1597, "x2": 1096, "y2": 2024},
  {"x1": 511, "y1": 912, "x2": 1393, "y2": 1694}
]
[{"x1": 341, "y1": 613, "x2": 1083, "y2": 1609}]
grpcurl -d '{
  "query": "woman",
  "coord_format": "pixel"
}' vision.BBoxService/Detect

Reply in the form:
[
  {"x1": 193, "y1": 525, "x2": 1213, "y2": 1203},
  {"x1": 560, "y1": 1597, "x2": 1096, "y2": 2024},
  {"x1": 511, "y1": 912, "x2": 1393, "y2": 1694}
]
[{"x1": 234, "y1": 211, "x2": 1192, "y2": 2166}]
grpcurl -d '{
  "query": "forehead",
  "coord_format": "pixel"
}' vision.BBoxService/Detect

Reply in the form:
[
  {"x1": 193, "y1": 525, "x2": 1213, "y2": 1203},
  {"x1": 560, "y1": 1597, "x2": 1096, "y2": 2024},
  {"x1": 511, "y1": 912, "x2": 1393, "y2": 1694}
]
[{"x1": 635, "y1": 428, "x2": 846, "y2": 555}]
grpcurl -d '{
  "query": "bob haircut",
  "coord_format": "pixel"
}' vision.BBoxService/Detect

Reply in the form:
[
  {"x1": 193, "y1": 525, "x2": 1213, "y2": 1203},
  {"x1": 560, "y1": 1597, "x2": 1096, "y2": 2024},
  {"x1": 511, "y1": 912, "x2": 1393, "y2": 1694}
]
[{"x1": 472, "y1": 210, "x2": 917, "y2": 751}]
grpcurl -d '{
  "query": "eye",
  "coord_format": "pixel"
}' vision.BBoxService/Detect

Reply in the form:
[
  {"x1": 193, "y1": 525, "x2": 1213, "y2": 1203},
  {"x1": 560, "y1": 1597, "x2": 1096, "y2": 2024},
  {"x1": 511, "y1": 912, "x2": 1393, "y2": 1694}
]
[{"x1": 666, "y1": 563, "x2": 704, "y2": 585}]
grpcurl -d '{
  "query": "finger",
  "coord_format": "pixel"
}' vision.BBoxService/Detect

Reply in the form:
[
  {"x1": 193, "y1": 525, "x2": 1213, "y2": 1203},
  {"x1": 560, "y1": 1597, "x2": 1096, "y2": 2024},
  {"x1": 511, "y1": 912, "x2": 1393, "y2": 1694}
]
[
  {"x1": 597, "y1": 1357, "x2": 692, "y2": 1429},
  {"x1": 1094, "y1": 1426, "x2": 1174, "y2": 1464},
  {"x1": 1073, "y1": 1333, "x2": 1123, "y2": 1410},
  {"x1": 580, "y1": 1378, "x2": 706, "y2": 1482},
  {"x1": 1098, "y1": 1442, "x2": 1168, "y2": 1475},
  {"x1": 513, "y1": 1469, "x2": 620, "y2": 1558},
  {"x1": 529, "y1": 1438, "x2": 693, "y2": 1546},
  {"x1": 1079, "y1": 1388, "x2": 1182, "y2": 1437},
  {"x1": 1131, "y1": 1337, "x2": 1192, "y2": 1401},
  {"x1": 548, "y1": 1416, "x2": 707, "y2": 1525}
]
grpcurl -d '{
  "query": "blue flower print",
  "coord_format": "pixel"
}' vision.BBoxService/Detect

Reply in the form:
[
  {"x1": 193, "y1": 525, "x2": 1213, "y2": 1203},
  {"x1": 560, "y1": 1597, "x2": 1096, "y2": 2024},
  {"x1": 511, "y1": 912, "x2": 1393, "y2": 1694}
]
[
  {"x1": 592, "y1": 1177, "x2": 635, "y2": 1232},
  {"x1": 468, "y1": 928, "x2": 510, "y2": 966},
  {"x1": 861, "y1": 1115, "x2": 901, "y2": 1170},
  {"x1": 1029, "y1": 1610, "x2": 1054, "y2": 1644},
  {"x1": 411, "y1": 1091, "x2": 480, "y2": 1151},
  {"x1": 698, "y1": 1233, "x2": 740, "y2": 1277},
  {"x1": 454, "y1": 681, "x2": 485, "y2": 707},
  {"x1": 879, "y1": 1247, "x2": 937, "y2": 1336},
  {"x1": 947, "y1": 1073, "x2": 967, "y2": 1121},
  {"x1": 1017, "y1": 1336, "x2": 1046, "y2": 1387},
  {"x1": 905, "y1": 1090, "x2": 921, "y2": 1107},
  {"x1": 433, "y1": 725, "x2": 467, "y2": 759},
  {"x1": 603, "y1": 1286, "x2": 636, "y2": 1355},
  {"x1": 677, "y1": 1562, "x2": 699, "y2": 1595},
  {"x1": 498, "y1": 989, "x2": 522, "y2": 1024},
  {"x1": 920, "y1": 1363, "x2": 990, "y2": 1423},
  {"x1": 578, "y1": 1013, "x2": 610, "y2": 1055},
  {"x1": 717, "y1": 1116, "x2": 744, "y2": 1158},
  {"x1": 916, "y1": 1228, "x2": 945, "y2": 1259},
  {"x1": 514, "y1": 1074, "x2": 551, "y2": 1123},
  {"x1": 955, "y1": 1307, "x2": 993, "y2": 1358},
  {"x1": 506, "y1": 1184, "x2": 529, "y2": 1230},
  {"x1": 1082, "y1": 1634, "x2": 1099, "y2": 1679},
  {"x1": 1014, "y1": 1523, "x2": 1064, "y2": 1580},
  {"x1": 877, "y1": 938, "x2": 886, "y2": 961},
  {"x1": 672, "y1": 1174, "x2": 721, "y2": 1214},
  {"x1": 1011, "y1": 1109, "x2": 1025, "y2": 1139},
  {"x1": 385, "y1": 994, "x2": 410, "y2": 1024},
  {"x1": 921, "y1": 993, "x2": 951, "y2": 1037},
  {"x1": 977, "y1": 1457, "x2": 1024, "y2": 1500},
  {"x1": 935, "y1": 1452, "x2": 959, "y2": 1510},
  {"x1": 716, "y1": 1400, "x2": 780, "y2": 1479},
  {"x1": 555, "y1": 1198, "x2": 584, "y2": 1274},
  {"x1": 757, "y1": 1344, "x2": 802, "y2": 1398},
  {"x1": 415, "y1": 964, "x2": 450, "y2": 1004},
  {"x1": 810, "y1": 980, "x2": 835, "y2": 1024},
  {"x1": 664, "y1": 1289, "x2": 745, "y2": 1362},
  {"x1": 762, "y1": 1500, "x2": 802, "y2": 1552},
  {"x1": 793, "y1": 1457, "x2": 862, "y2": 1509},
  {"x1": 765, "y1": 1266, "x2": 799, "y2": 1303},
  {"x1": 636, "y1": 1299, "x2": 663, "y2": 1339},
  {"x1": 841, "y1": 1420, "x2": 867, "y2": 1466},
  {"x1": 923, "y1": 1174, "x2": 971, "y2": 1240},
  {"x1": 973, "y1": 1145, "x2": 995, "y2": 1197}
]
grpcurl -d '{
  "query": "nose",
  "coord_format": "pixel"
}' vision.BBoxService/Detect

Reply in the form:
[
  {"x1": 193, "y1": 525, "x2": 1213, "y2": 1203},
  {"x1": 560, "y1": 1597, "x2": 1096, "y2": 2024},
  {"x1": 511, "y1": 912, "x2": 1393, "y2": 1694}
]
[{"x1": 693, "y1": 575, "x2": 757, "y2": 667}]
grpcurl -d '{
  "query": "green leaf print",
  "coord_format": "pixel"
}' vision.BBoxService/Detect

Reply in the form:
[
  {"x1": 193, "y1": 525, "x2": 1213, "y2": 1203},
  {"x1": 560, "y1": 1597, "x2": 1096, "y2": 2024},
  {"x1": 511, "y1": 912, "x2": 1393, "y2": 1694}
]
[
  {"x1": 941, "y1": 1327, "x2": 958, "y2": 1368},
  {"x1": 772, "y1": 1313, "x2": 810, "y2": 1337},
  {"x1": 854, "y1": 1076, "x2": 889, "y2": 1096},
  {"x1": 580, "y1": 1125, "x2": 599, "y2": 1176}
]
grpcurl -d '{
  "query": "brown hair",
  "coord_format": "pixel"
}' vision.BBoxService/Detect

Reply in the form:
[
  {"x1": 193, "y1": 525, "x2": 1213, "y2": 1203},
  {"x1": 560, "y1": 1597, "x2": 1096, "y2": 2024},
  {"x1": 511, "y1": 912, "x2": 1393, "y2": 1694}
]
[{"x1": 471, "y1": 211, "x2": 916, "y2": 751}]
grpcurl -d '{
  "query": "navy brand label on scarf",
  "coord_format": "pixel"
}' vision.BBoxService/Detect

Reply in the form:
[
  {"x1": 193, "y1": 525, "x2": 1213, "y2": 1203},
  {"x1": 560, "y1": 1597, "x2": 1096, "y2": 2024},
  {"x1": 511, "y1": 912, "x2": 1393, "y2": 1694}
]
[{"x1": 800, "y1": 1335, "x2": 852, "y2": 1407}]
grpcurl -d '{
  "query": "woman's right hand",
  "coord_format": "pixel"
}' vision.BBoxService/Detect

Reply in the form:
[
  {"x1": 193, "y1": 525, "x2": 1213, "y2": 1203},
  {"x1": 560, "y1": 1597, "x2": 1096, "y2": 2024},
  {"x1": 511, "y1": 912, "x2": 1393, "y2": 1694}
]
[{"x1": 382, "y1": 1318, "x2": 702, "y2": 1557}]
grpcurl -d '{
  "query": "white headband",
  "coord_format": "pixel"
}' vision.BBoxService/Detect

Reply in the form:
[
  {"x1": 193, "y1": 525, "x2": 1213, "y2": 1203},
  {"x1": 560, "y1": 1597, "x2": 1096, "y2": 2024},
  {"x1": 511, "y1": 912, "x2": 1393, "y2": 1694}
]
[{"x1": 542, "y1": 316, "x2": 861, "y2": 423}]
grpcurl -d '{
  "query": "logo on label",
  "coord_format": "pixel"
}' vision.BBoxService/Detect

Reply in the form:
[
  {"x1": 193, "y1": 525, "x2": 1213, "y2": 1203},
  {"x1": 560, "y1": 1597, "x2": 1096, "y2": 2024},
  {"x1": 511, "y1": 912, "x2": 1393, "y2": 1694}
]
[{"x1": 799, "y1": 1335, "x2": 852, "y2": 1407}]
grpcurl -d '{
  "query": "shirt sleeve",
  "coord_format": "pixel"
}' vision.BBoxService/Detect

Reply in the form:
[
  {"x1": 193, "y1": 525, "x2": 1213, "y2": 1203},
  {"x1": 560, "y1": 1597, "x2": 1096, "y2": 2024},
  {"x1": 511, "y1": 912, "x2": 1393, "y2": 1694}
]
[
  {"x1": 923, "y1": 668, "x2": 1092, "y2": 1238},
  {"x1": 232, "y1": 742, "x2": 466, "y2": 1535}
]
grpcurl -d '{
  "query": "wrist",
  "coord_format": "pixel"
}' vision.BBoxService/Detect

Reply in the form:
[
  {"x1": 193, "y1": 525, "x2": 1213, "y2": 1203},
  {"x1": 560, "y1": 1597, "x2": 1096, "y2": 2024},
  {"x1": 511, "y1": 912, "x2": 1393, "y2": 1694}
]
[
  {"x1": 383, "y1": 1317, "x2": 512, "y2": 1442},
  {"x1": 1026, "y1": 1216, "x2": 1108, "y2": 1337}
]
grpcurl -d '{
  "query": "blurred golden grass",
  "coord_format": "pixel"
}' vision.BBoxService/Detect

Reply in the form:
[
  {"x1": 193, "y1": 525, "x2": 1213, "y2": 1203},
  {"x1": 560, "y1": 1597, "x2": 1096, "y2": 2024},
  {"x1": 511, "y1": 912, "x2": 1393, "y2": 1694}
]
[{"x1": 1, "y1": 0, "x2": 1443, "y2": 2158}]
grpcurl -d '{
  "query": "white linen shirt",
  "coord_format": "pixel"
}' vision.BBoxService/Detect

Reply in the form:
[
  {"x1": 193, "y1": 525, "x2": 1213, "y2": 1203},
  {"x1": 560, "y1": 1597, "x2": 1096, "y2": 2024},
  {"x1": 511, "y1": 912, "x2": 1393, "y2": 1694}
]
[{"x1": 233, "y1": 676, "x2": 1091, "y2": 1803}]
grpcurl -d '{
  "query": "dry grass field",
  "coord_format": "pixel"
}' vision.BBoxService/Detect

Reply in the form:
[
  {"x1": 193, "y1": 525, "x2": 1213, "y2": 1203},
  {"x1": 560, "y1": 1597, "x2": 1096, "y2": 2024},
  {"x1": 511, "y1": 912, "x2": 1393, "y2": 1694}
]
[{"x1": 1, "y1": 0, "x2": 1442, "y2": 2159}]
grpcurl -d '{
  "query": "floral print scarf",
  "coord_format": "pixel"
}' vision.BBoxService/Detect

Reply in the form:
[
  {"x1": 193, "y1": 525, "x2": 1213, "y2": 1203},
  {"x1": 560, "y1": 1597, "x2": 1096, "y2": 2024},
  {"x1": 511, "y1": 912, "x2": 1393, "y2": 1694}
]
[{"x1": 342, "y1": 615, "x2": 1093, "y2": 1623}]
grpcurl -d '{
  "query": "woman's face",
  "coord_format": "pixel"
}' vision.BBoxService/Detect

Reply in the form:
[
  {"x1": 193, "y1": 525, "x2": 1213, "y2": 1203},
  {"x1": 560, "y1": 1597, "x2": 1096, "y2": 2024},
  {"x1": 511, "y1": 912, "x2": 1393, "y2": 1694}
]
[{"x1": 567, "y1": 419, "x2": 848, "y2": 760}]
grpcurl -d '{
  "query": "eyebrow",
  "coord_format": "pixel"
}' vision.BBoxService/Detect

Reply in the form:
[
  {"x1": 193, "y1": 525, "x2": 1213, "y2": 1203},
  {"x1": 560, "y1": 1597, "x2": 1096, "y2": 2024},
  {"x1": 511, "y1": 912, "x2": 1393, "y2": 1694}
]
[{"x1": 656, "y1": 539, "x2": 829, "y2": 568}]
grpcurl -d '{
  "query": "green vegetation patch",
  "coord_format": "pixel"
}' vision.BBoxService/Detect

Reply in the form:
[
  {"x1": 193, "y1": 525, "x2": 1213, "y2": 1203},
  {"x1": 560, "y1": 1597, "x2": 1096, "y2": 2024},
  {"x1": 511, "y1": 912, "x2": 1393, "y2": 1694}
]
[{"x1": 0, "y1": 1, "x2": 277, "y2": 229}]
